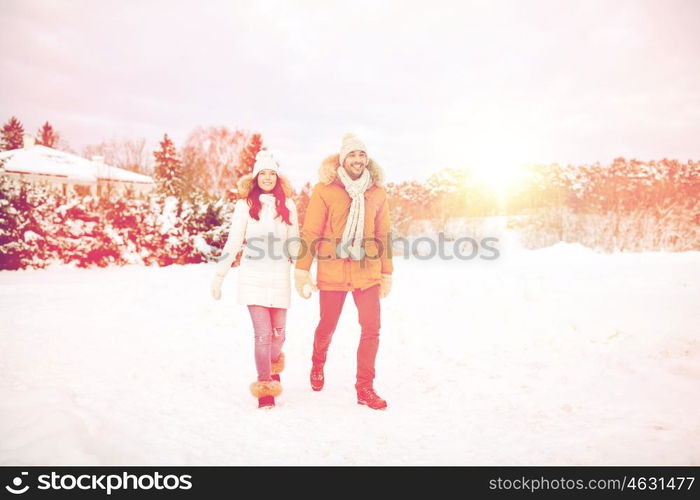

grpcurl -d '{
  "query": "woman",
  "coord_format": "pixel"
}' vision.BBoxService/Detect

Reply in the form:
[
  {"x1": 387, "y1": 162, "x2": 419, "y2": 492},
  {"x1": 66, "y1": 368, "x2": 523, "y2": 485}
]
[{"x1": 211, "y1": 150, "x2": 299, "y2": 409}]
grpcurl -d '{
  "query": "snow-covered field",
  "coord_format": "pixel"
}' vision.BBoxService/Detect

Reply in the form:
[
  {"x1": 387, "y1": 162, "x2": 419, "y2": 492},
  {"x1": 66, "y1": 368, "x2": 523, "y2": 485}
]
[{"x1": 1, "y1": 241, "x2": 699, "y2": 465}]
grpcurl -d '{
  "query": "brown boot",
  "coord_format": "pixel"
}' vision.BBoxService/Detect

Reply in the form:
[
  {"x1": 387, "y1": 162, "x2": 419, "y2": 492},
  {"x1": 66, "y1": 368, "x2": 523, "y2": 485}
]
[
  {"x1": 257, "y1": 395, "x2": 275, "y2": 409},
  {"x1": 310, "y1": 364, "x2": 324, "y2": 391},
  {"x1": 271, "y1": 352, "x2": 285, "y2": 375},
  {"x1": 271, "y1": 352, "x2": 285, "y2": 383},
  {"x1": 356, "y1": 385, "x2": 387, "y2": 410},
  {"x1": 250, "y1": 380, "x2": 282, "y2": 409}
]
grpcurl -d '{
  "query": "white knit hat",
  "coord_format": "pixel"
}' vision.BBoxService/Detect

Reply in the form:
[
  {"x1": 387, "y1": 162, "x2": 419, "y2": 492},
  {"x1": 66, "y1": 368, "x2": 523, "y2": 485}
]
[
  {"x1": 339, "y1": 133, "x2": 367, "y2": 167},
  {"x1": 252, "y1": 150, "x2": 280, "y2": 176}
]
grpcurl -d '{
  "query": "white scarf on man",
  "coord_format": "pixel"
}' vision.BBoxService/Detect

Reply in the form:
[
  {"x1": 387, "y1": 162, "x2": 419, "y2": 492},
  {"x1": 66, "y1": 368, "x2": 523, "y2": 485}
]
[{"x1": 336, "y1": 166, "x2": 372, "y2": 260}]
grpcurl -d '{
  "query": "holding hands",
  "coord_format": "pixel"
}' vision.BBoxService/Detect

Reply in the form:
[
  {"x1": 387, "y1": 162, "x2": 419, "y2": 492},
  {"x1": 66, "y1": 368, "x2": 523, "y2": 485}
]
[{"x1": 294, "y1": 269, "x2": 318, "y2": 299}]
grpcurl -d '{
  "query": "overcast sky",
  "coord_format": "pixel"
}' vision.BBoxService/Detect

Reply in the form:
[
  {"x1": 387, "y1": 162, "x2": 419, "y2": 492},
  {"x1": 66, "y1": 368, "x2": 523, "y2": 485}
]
[{"x1": 2, "y1": 0, "x2": 699, "y2": 187}]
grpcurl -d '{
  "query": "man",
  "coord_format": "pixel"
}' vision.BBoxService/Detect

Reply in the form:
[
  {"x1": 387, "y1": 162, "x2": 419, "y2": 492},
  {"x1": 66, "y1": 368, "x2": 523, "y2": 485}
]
[{"x1": 295, "y1": 133, "x2": 393, "y2": 410}]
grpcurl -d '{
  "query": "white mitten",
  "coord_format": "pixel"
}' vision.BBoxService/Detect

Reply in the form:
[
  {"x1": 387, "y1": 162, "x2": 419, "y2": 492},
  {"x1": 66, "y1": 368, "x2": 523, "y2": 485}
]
[
  {"x1": 294, "y1": 269, "x2": 318, "y2": 299},
  {"x1": 379, "y1": 273, "x2": 392, "y2": 299},
  {"x1": 211, "y1": 273, "x2": 225, "y2": 300}
]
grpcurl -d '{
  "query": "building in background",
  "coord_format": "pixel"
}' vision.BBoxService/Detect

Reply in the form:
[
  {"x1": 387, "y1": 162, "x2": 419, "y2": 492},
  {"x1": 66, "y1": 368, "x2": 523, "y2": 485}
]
[{"x1": 0, "y1": 135, "x2": 155, "y2": 197}]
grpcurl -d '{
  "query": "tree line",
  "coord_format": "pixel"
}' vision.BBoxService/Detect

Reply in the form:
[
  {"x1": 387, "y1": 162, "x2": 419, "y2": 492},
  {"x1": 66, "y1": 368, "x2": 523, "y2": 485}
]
[{"x1": 0, "y1": 116, "x2": 265, "y2": 200}]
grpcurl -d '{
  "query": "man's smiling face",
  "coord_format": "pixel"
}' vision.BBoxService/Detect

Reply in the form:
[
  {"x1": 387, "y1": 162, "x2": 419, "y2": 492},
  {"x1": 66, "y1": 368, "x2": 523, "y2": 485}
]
[{"x1": 342, "y1": 150, "x2": 368, "y2": 180}]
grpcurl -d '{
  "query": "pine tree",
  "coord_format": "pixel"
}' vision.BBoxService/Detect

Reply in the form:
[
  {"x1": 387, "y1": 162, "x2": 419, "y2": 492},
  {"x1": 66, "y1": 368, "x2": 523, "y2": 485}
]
[
  {"x1": 1, "y1": 116, "x2": 25, "y2": 151},
  {"x1": 293, "y1": 182, "x2": 312, "y2": 226},
  {"x1": 236, "y1": 132, "x2": 264, "y2": 178},
  {"x1": 36, "y1": 121, "x2": 60, "y2": 148},
  {"x1": 153, "y1": 133, "x2": 184, "y2": 199}
]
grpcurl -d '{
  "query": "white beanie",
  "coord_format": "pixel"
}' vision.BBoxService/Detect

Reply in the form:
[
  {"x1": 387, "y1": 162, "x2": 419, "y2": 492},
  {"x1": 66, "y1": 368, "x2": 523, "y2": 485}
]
[
  {"x1": 252, "y1": 150, "x2": 280, "y2": 176},
  {"x1": 339, "y1": 133, "x2": 367, "y2": 166}
]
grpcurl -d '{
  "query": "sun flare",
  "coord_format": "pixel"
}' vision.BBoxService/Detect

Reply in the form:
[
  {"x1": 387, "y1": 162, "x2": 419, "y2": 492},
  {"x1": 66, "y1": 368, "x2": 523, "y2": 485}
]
[{"x1": 468, "y1": 157, "x2": 528, "y2": 194}]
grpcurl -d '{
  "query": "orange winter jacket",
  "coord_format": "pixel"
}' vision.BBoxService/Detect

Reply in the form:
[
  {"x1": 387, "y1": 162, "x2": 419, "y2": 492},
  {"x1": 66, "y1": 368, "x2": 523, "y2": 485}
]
[{"x1": 296, "y1": 154, "x2": 393, "y2": 291}]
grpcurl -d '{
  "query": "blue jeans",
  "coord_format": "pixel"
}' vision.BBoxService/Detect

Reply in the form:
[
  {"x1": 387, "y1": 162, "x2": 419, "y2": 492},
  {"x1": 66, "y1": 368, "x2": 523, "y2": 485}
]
[{"x1": 247, "y1": 305, "x2": 287, "y2": 381}]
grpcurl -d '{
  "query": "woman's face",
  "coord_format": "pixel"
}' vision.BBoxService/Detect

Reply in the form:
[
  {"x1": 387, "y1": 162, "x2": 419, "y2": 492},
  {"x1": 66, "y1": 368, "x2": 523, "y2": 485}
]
[{"x1": 257, "y1": 169, "x2": 277, "y2": 192}]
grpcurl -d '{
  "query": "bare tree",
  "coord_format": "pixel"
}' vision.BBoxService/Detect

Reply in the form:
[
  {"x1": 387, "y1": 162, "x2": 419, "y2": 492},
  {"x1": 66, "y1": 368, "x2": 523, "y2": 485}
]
[
  {"x1": 181, "y1": 126, "x2": 248, "y2": 197},
  {"x1": 83, "y1": 141, "x2": 117, "y2": 165},
  {"x1": 82, "y1": 138, "x2": 152, "y2": 174},
  {"x1": 119, "y1": 138, "x2": 152, "y2": 175}
]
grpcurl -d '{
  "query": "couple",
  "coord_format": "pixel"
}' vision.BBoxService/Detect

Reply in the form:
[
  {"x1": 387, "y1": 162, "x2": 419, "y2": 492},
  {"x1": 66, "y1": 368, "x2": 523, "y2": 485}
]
[{"x1": 210, "y1": 133, "x2": 393, "y2": 410}]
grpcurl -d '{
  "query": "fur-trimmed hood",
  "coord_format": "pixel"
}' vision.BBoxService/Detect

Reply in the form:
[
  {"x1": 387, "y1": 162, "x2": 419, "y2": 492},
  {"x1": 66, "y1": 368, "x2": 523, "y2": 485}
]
[
  {"x1": 318, "y1": 154, "x2": 385, "y2": 187},
  {"x1": 236, "y1": 172, "x2": 294, "y2": 198}
]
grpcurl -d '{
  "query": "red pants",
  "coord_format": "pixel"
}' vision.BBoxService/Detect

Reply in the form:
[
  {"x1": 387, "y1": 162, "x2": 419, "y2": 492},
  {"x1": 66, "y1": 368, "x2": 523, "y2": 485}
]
[{"x1": 312, "y1": 284, "x2": 381, "y2": 388}]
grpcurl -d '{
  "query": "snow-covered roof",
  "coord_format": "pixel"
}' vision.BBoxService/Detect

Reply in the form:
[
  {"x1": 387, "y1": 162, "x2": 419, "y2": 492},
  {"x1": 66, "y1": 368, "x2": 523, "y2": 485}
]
[{"x1": 0, "y1": 145, "x2": 154, "y2": 184}]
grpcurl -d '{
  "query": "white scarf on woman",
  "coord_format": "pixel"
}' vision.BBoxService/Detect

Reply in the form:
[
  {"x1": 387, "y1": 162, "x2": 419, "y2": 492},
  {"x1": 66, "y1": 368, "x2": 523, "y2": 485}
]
[
  {"x1": 249, "y1": 193, "x2": 277, "y2": 238},
  {"x1": 336, "y1": 166, "x2": 371, "y2": 260}
]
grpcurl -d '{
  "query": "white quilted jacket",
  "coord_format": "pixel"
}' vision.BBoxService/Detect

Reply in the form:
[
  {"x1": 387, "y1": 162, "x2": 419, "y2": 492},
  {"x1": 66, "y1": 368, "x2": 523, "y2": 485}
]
[{"x1": 215, "y1": 194, "x2": 300, "y2": 309}]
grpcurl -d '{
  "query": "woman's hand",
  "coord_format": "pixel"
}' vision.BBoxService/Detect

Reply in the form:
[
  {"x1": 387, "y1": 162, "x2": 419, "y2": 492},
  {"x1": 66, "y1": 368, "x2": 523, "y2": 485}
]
[{"x1": 211, "y1": 273, "x2": 225, "y2": 300}]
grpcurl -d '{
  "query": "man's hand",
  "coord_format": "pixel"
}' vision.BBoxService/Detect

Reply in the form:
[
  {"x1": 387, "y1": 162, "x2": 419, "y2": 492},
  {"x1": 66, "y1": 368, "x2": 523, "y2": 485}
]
[
  {"x1": 295, "y1": 269, "x2": 318, "y2": 299},
  {"x1": 211, "y1": 273, "x2": 225, "y2": 300},
  {"x1": 379, "y1": 273, "x2": 392, "y2": 299}
]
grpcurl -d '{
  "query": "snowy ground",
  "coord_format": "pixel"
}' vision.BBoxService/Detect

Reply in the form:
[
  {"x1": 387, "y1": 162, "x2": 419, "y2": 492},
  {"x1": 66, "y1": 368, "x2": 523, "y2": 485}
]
[{"x1": 1, "y1": 241, "x2": 699, "y2": 465}]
